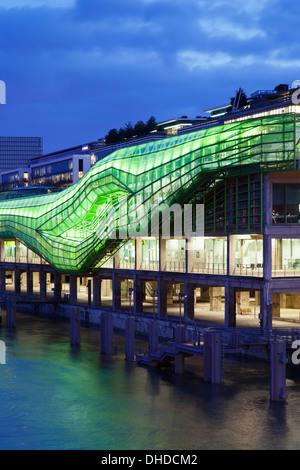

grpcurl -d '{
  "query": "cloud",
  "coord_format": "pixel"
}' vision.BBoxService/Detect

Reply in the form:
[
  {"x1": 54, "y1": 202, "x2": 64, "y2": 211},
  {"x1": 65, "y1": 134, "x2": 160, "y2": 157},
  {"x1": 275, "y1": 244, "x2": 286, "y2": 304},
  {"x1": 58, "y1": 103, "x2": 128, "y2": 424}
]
[
  {"x1": 0, "y1": 0, "x2": 74, "y2": 8},
  {"x1": 198, "y1": 18, "x2": 266, "y2": 40},
  {"x1": 178, "y1": 48, "x2": 300, "y2": 71},
  {"x1": 197, "y1": 0, "x2": 275, "y2": 17},
  {"x1": 177, "y1": 51, "x2": 256, "y2": 71}
]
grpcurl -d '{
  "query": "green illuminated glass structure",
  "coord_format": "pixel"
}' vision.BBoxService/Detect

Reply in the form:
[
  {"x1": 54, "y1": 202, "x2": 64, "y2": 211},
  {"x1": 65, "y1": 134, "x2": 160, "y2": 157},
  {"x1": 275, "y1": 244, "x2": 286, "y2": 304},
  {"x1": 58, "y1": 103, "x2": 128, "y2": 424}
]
[{"x1": 0, "y1": 114, "x2": 297, "y2": 274}]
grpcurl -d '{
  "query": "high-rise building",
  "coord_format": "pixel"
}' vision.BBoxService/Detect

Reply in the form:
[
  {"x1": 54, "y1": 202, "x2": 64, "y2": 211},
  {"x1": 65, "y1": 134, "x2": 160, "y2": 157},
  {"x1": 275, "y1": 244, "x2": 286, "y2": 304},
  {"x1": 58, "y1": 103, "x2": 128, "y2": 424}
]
[{"x1": 0, "y1": 136, "x2": 42, "y2": 171}]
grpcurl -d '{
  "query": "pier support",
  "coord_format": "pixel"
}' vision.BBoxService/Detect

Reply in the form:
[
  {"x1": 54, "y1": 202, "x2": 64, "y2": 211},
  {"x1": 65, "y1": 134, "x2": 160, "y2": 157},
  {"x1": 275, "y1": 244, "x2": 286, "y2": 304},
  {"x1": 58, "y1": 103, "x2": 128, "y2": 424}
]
[
  {"x1": 149, "y1": 320, "x2": 158, "y2": 352},
  {"x1": 70, "y1": 306, "x2": 80, "y2": 346},
  {"x1": 203, "y1": 331, "x2": 223, "y2": 384},
  {"x1": 175, "y1": 324, "x2": 186, "y2": 374},
  {"x1": 125, "y1": 316, "x2": 135, "y2": 361},
  {"x1": 6, "y1": 295, "x2": 16, "y2": 328},
  {"x1": 100, "y1": 312, "x2": 114, "y2": 355},
  {"x1": 270, "y1": 342, "x2": 288, "y2": 402}
]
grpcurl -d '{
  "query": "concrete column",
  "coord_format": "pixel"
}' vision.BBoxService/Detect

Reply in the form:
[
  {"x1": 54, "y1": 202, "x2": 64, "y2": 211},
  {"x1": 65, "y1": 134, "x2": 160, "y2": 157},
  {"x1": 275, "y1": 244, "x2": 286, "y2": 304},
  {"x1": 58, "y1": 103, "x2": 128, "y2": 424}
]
[
  {"x1": 40, "y1": 270, "x2": 47, "y2": 300},
  {"x1": 135, "y1": 238, "x2": 142, "y2": 271},
  {"x1": 0, "y1": 268, "x2": 5, "y2": 292},
  {"x1": 227, "y1": 235, "x2": 236, "y2": 275},
  {"x1": 125, "y1": 316, "x2": 135, "y2": 361},
  {"x1": 93, "y1": 277, "x2": 101, "y2": 307},
  {"x1": 6, "y1": 295, "x2": 16, "y2": 328},
  {"x1": 112, "y1": 273, "x2": 121, "y2": 311},
  {"x1": 203, "y1": 330, "x2": 223, "y2": 384},
  {"x1": 149, "y1": 320, "x2": 158, "y2": 352},
  {"x1": 263, "y1": 234, "x2": 272, "y2": 281},
  {"x1": 184, "y1": 280, "x2": 194, "y2": 322},
  {"x1": 186, "y1": 238, "x2": 194, "y2": 273},
  {"x1": 70, "y1": 306, "x2": 80, "y2": 346},
  {"x1": 225, "y1": 282, "x2": 236, "y2": 328},
  {"x1": 133, "y1": 275, "x2": 143, "y2": 314},
  {"x1": 0, "y1": 240, "x2": 4, "y2": 262},
  {"x1": 100, "y1": 312, "x2": 114, "y2": 355},
  {"x1": 270, "y1": 342, "x2": 288, "y2": 401},
  {"x1": 236, "y1": 291, "x2": 250, "y2": 315},
  {"x1": 15, "y1": 240, "x2": 20, "y2": 263},
  {"x1": 87, "y1": 279, "x2": 92, "y2": 306},
  {"x1": 159, "y1": 237, "x2": 166, "y2": 272},
  {"x1": 272, "y1": 293, "x2": 281, "y2": 318},
  {"x1": 209, "y1": 287, "x2": 222, "y2": 311},
  {"x1": 260, "y1": 284, "x2": 272, "y2": 333},
  {"x1": 54, "y1": 271, "x2": 62, "y2": 301},
  {"x1": 27, "y1": 269, "x2": 33, "y2": 296},
  {"x1": 69, "y1": 274, "x2": 77, "y2": 304},
  {"x1": 157, "y1": 277, "x2": 167, "y2": 318},
  {"x1": 14, "y1": 269, "x2": 21, "y2": 294},
  {"x1": 114, "y1": 250, "x2": 120, "y2": 269}
]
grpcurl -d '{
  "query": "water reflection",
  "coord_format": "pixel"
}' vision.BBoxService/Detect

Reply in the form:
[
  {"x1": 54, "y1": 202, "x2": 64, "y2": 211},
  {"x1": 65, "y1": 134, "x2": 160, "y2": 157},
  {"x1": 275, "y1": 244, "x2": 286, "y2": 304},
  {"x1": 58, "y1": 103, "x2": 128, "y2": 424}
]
[{"x1": 0, "y1": 312, "x2": 299, "y2": 449}]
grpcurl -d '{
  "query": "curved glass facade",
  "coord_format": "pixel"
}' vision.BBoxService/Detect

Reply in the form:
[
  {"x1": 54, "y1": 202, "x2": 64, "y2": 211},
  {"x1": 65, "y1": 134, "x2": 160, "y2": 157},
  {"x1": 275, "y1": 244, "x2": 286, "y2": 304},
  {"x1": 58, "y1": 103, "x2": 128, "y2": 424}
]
[{"x1": 0, "y1": 114, "x2": 296, "y2": 274}]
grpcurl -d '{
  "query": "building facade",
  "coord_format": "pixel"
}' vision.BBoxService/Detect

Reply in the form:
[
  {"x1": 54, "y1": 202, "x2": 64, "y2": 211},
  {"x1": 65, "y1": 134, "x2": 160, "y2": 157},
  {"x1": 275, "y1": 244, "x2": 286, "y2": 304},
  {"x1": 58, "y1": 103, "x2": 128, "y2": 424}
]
[{"x1": 0, "y1": 84, "x2": 300, "y2": 333}]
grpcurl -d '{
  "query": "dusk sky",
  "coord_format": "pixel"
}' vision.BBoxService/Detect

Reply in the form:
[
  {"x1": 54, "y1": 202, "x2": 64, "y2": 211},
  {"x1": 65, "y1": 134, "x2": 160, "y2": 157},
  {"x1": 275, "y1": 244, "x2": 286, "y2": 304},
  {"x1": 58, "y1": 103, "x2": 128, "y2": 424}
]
[{"x1": 1, "y1": 0, "x2": 300, "y2": 154}]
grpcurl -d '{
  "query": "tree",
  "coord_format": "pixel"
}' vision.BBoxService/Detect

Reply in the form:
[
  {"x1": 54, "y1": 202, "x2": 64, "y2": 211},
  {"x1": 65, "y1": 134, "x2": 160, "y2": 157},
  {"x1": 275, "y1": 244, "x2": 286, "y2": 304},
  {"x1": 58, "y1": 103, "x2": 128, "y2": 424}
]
[
  {"x1": 145, "y1": 116, "x2": 157, "y2": 133},
  {"x1": 105, "y1": 128, "x2": 119, "y2": 144}
]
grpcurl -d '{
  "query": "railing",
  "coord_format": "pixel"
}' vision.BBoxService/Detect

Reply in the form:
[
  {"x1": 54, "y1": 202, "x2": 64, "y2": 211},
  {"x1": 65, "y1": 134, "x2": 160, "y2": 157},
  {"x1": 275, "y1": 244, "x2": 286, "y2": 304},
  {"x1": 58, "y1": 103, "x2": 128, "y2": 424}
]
[
  {"x1": 272, "y1": 264, "x2": 300, "y2": 278},
  {"x1": 192, "y1": 262, "x2": 227, "y2": 275},
  {"x1": 165, "y1": 261, "x2": 186, "y2": 272},
  {"x1": 141, "y1": 260, "x2": 159, "y2": 271},
  {"x1": 233, "y1": 264, "x2": 263, "y2": 277}
]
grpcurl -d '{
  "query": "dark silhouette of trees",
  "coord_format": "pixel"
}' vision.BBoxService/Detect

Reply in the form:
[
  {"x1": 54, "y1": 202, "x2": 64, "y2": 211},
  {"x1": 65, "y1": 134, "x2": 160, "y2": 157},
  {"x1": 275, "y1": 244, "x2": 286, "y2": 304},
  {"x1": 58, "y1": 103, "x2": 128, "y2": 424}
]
[
  {"x1": 105, "y1": 116, "x2": 157, "y2": 144},
  {"x1": 230, "y1": 88, "x2": 248, "y2": 110}
]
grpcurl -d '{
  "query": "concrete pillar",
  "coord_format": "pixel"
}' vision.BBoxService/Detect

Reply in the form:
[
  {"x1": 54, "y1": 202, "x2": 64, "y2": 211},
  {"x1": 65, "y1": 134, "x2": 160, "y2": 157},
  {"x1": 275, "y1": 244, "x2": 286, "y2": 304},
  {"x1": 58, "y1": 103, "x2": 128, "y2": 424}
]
[
  {"x1": 27, "y1": 269, "x2": 33, "y2": 296},
  {"x1": 6, "y1": 295, "x2": 16, "y2": 328},
  {"x1": 209, "y1": 287, "x2": 222, "y2": 311},
  {"x1": 225, "y1": 282, "x2": 236, "y2": 328},
  {"x1": 135, "y1": 238, "x2": 142, "y2": 271},
  {"x1": 100, "y1": 312, "x2": 114, "y2": 355},
  {"x1": 15, "y1": 240, "x2": 20, "y2": 263},
  {"x1": 157, "y1": 277, "x2": 167, "y2": 318},
  {"x1": 40, "y1": 271, "x2": 47, "y2": 300},
  {"x1": 184, "y1": 280, "x2": 194, "y2": 322},
  {"x1": 270, "y1": 342, "x2": 288, "y2": 401},
  {"x1": 70, "y1": 306, "x2": 80, "y2": 346},
  {"x1": 272, "y1": 293, "x2": 281, "y2": 318},
  {"x1": 203, "y1": 330, "x2": 223, "y2": 384},
  {"x1": 87, "y1": 279, "x2": 92, "y2": 306},
  {"x1": 54, "y1": 271, "x2": 62, "y2": 301},
  {"x1": 0, "y1": 240, "x2": 4, "y2": 262},
  {"x1": 236, "y1": 291, "x2": 250, "y2": 315},
  {"x1": 149, "y1": 320, "x2": 158, "y2": 352},
  {"x1": 134, "y1": 275, "x2": 143, "y2": 314},
  {"x1": 112, "y1": 273, "x2": 121, "y2": 311},
  {"x1": 114, "y1": 249, "x2": 120, "y2": 269},
  {"x1": 159, "y1": 237, "x2": 166, "y2": 272},
  {"x1": 93, "y1": 277, "x2": 101, "y2": 307},
  {"x1": 186, "y1": 238, "x2": 194, "y2": 273},
  {"x1": 0, "y1": 268, "x2": 6, "y2": 292},
  {"x1": 260, "y1": 284, "x2": 272, "y2": 333},
  {"x1": 263, "y1": 234, "x2": 272, "y2": 281},
  {"x1": 125, "y1": 316, "x2": 135, "y2": 361},
  {"x1": 69, "y1": 275, "x2": 77, "y2": 304},
  {"x1": 227, "y1": 235, "x2": 236, "y2": 275},
  {"x1": 14, "y1": 269, "x2": 21, "y2": 294}
]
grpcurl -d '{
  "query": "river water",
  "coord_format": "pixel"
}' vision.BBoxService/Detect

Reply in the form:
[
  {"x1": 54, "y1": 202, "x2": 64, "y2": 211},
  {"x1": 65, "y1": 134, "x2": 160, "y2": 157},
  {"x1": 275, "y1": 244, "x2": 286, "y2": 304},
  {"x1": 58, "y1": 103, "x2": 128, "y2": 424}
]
[{"x1": 0, "y1": 311, "x2": 300, "y2": 450}]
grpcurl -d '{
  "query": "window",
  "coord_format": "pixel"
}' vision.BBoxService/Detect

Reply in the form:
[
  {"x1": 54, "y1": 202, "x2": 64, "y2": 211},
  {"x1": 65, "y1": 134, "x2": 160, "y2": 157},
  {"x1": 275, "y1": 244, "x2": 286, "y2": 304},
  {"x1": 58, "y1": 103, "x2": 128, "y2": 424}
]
[{"x1": 273, "y1": 184, "x2": 300, "y2": 224}]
